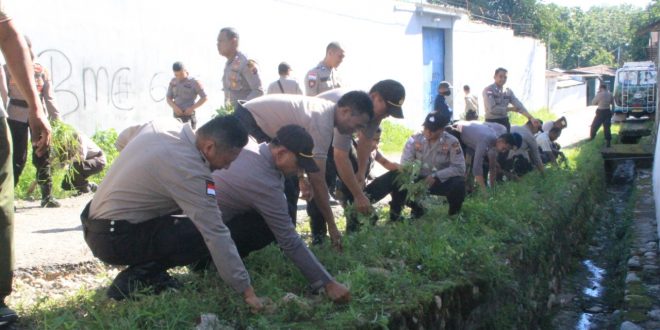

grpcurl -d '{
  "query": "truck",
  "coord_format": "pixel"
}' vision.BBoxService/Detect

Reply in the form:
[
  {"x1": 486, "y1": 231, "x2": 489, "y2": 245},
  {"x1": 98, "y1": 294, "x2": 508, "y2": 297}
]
[{"x1": 613, "y1": 61, "x2": 657, "y2": 118}]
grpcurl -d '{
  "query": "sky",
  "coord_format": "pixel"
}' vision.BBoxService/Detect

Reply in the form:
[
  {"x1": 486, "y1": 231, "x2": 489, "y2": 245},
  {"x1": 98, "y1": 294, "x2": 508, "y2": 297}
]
[{"x1": 541, "y1": 0, "x2": 652, "y2": 10}]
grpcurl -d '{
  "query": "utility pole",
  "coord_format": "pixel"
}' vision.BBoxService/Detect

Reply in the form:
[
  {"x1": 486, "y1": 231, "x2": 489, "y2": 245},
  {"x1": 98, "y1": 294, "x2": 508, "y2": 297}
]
[{"x1": 617, "y1": 45, "x2": 621, "y2": 67}]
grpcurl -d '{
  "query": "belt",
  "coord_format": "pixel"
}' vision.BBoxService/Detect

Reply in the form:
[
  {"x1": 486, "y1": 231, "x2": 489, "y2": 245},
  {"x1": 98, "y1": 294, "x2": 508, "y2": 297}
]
[
  {"x1": 9, "y1": 98, "x2": 28, "y2": 108},
  {"x1": 80, "y1": 201, "x2": 136, "y2": 233}
]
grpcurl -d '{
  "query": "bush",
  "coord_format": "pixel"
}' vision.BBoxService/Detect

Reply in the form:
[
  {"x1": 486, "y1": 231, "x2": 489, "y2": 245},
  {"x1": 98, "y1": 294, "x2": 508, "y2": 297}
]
[
  {"x1": 379, "y1": 119, "x2": 413, "y2": 154},
  {"x1": 509, "y1": 107, "x2": 556, "y2": 126}
]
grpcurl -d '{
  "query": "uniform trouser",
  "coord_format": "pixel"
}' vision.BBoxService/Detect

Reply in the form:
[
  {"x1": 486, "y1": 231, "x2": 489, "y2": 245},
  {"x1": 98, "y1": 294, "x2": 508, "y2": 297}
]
[
  {"x1": 0, "y1": 118, "x2": 14, "y2": 300},
  {"x1": 465, "y1": 110, "x2": 478, "y2": 121},
  {"x1": 174, "y1": 114, "x2": 197, "y2": 130},
  {"x1": 224, "y1": 211, "x2": 276, "y2": 258},
  {"x1": 500, "y1": 154, "x2": 533, "y2": 177},
  {"x1": 80, "y1": 202, "x2": 209, "y2": 273},
  {"x1": 7, "y1": 119, "x2": 53, "y2": 200},
  {"x1": 590, "y1": 109, "x2": 612, "y2": 142},
  {"x1": 306, "y1": 149, "x2": 337, "y2": 243},
  {"x1": 485, "y1": 117, "x2": 510, "y2": 132},
  {"x1": 62, "y1": 152, "x2": 106, "y2": 192}
]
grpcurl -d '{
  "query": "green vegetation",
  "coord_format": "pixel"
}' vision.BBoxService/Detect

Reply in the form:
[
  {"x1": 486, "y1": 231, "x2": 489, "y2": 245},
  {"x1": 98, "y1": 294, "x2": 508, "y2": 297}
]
[
  {"x1": 509, "y1": 107, "x2": 556, "y2": 126},
  {"x1": 379, "y1": 119, "x2": 413, "y2": 154},
  {"x1": 16, "y1": 125, "x2": 607, "y2": 328}
]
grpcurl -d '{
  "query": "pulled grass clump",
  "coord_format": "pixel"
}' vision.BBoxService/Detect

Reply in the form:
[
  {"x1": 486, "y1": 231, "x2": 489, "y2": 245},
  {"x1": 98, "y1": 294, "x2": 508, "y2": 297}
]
[{"x1": 17, "y1": 134, "x2": 607, "y2": 329}]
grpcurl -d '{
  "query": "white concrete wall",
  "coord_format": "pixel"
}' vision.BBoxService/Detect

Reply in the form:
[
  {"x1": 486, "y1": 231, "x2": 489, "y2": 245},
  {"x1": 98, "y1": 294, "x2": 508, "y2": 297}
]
[
  {"x1": 545, "y1": 79, "x2": 587, "y2": 115},
  {"x1": 5, "y1": 0, "x2": 545, "y2": 134}
]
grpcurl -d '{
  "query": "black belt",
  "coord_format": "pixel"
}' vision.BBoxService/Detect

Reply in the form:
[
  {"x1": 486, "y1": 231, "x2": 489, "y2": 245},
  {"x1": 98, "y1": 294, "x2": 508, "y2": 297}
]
[
  {"x1": 80, "y1": 201, "x2": 137, "y2": 234},
  {"x1": 9, "y1": 98, "x2": 28, "y2": 108}
]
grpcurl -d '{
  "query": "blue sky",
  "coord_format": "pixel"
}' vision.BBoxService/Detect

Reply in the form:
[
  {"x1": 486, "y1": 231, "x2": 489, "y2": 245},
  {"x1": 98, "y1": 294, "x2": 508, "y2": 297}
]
[{"x1": 541, "y1": 0, "x2": 652, "y2": 10}]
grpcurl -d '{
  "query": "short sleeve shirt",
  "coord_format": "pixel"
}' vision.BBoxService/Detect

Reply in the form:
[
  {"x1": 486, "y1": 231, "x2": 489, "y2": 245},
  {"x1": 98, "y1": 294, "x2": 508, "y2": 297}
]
[{"x1": 166, "y1": 77, "x2": 206, "y2": 111}]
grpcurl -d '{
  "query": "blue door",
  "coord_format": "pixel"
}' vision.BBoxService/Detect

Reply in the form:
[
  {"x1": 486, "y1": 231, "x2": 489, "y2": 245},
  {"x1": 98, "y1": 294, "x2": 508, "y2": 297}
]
[{"x1": 422, "y1": 27, "x2": 445, "y2": 113}]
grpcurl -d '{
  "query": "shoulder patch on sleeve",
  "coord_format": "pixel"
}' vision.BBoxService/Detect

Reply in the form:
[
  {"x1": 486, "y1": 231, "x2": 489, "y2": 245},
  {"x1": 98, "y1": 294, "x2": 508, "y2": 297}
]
[
  {"x1": 206, "y1": 180, "x2": 216, "y2": 197},
  {"x1": 247, "y1": 59, "x2": 258, "y2": 75}
]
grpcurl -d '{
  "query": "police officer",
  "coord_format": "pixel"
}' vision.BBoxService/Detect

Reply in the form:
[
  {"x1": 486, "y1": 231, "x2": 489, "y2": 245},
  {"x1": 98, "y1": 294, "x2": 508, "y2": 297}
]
[
  {"x1": 80, "y1": 116, "x2": 267, "y2": 310},
  {"x1": 463, "y1": 85, "x2": 479, "y2": 121},
  {"x1": 60, "y1": 130, "x2": 106, "y2": 194},
  {"x1": 354, "y1": 112, "x2": 466, "y2": 221},
  {"x1": 0, "y1": 5, "x2": 53, "y2": 325},
  {"x1": 234, "y1": 92, "x2": 373, "y2": 250},
  {"x1": 542, "y1": 116, "x2": 567, "y2": 135},
  {"x1": 267, "y1": 62, "x2": 302, "y2": 95},
  {"x1": 213, "y1": 125, "x2": 350, "y2": 304},
  {"x1": 3, "y1": 36, "x2": 60, "y2": 208},
  {"x1": 315, "y1": 80, "x2": 405, "y2": 236},
  {"x1": 217, "y1": 27, "x2": 263, "y2": 107},
  {"x1": 483, "y1": 67, "x2": 538, "y2": 131},
  {"x1": 508, "y1": 120, "x2": 544, "y2": 176},
  {"x1": 590, "y1": 84, "x2": 615, "y2": 147},
  {"x1": 450, "y1": 121, "x2": 520, "y2": 190},
  {"x1": 166, "y1": 61, "x2": 207, "y2": 129},
  {"x1": 305, "y1": 42, "x2": 344, "y2": 96}
]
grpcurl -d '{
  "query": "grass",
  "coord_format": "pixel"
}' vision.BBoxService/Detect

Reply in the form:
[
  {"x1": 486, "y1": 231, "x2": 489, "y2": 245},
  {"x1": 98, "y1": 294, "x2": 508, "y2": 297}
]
[
  {"x1": 509, "y1": 107, "x2": 557, "y2": 126},
  {"x1": 14, "y1": 117, "x2": 608, "y2": 328}
]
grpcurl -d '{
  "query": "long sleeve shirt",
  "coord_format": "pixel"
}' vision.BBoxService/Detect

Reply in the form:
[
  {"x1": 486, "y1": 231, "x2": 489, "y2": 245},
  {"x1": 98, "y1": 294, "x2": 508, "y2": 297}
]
[
  {"x1": 510, "y1": 124, "x2": 543, "y2": 167},
  {"x1": 213, "y1": 142, "x2": 332, "y2": 290}
]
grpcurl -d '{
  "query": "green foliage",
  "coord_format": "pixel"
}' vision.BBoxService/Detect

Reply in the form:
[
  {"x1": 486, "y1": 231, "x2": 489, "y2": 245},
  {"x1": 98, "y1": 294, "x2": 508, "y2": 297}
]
[
  {"x1": 509, "y1": 107, "x2": 557, "y2": 126},
  {"x1": 17, "y1": 128, "x2": 608, "y2": 328},
  {"x1": 394, "y1": 160, "x2": 429, "y2": 203},
  {"x1": 90, "y1": 128, "x2": 118, "y2": 183},
  {"x1": 379, "y1": 119, "x2": 413, "y2": 154},
  {"x1": 215, "y1": 103, "x2": 235, "y2": 117}
]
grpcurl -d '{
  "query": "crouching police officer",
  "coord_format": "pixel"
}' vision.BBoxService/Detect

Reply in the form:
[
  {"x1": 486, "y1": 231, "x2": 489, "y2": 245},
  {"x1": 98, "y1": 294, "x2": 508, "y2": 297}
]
[{"x1": 80, "y1": 116, "x2": 267, "y2": 311}]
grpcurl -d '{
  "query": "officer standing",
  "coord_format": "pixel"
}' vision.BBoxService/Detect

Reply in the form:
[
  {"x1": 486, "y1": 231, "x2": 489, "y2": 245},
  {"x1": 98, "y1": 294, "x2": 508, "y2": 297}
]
[
  {"x1": 315, "y1": 80, "x2": 405, "y2": 234},
  {"x1": 0, "y1": 3, "x2": 53, "y2": 325},
  {"x1": 3, "y1": 37, "x2": 60, "y2": 208},
  {"x1": 483, "y1": 67, "x2": 538, "y2": 131},
  {"x1": 305, "y1": 42, "x2": 344, "y2": 97},
  {"x1": 81, "y1": 116, "x2": 267, "y2": 311},
  {"x1": 267, "y1": 62, "x2": 302, "y2": 95},
  {"x1": 234, "y1": 92, "x2": 373, "y2": 250},
  {"x1": 590, "y1": 84, "x2": 615, "y2": 147},
  {"x1": 213, "y1": 125, "x2": 350, "y2": 304},
  {"x1": 217, "y1": 27, "x2": 263, "y2": 107},
  {"x1": 166, "y1": 62, "x2": 207, "y2": 129},
  {"x1": 450, "y1": 121, "x2": 520, "y2": 190}
]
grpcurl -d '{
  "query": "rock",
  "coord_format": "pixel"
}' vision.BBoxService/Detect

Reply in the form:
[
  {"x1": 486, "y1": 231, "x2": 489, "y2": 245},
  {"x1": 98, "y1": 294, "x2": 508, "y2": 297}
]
[
  {"x1": 586, "y1": 305, "x2": 603, "y2": 313},
  {"x1": 626, "y1": 272, "x2": 641, "y2": 283},
  {"x1": 628, "y1": 256, "x2": 642, "y2": 270},
  {"x1": 434, "y1": 295, "x2": 442, "y2": 311},
  {"x1": 646, "y1": 241, "x2": 658, "y2": 250},
  {"x1": 649, "y1": 309, "x2": 660, "y2": 321},
  {"x1": 643, "y1": 264, "x2": 659, "y2": 274},
  {"x1": 643, "y1": 251, "x2": 657, "y2": 259},
  {"x1": 366, "y1": 267, "x2": 391, "y2": 277},
  {"x1": 620, "y1": 321, "x2": 642, "y2": 330},
  {"x1": 196, "y1": 313, "x2": 233, "y2": 330},
  {"x1": 625, "y1": 295, "x2": 653, "y2": 309}
]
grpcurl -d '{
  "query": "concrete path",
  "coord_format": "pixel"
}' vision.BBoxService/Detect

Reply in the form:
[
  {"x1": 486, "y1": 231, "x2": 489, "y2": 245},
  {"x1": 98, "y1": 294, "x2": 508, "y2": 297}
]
[{"x1": 10, "y1": 105, "x2": 597, "y2": 270}]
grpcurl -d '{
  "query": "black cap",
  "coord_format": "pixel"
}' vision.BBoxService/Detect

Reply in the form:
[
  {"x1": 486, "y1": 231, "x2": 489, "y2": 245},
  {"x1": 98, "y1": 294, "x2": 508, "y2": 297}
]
[
  {"x1": 278, "y1": 62, "x2": 291, "y2": 75},
  {"x1": 273, "y1": 125, "x2": 319, "y2": 173},
  {"x1": 423, "y1": 111, "x2": 450, "y2": 132},
  {"x1": 370, "y1": 79, "x2": 405, "y2": 119},
  {"x1": 511, "y1": 132, "x2": 523, "y2": 149}
]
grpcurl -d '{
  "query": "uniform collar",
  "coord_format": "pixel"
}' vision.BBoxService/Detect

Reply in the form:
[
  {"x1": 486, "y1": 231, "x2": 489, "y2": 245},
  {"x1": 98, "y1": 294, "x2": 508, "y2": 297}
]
[
  {"x1": 317, "y1": 61, "x2": 330, "y2": 71},
  {"x1": 226, "y1": 51, "x2": 242, "y2": 66}
]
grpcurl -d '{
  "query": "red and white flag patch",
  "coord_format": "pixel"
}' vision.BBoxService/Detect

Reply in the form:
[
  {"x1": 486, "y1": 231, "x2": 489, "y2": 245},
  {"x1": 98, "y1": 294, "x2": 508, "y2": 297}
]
[{"x1": 206, "y1": 180, "x2": 216, "y2": 197}]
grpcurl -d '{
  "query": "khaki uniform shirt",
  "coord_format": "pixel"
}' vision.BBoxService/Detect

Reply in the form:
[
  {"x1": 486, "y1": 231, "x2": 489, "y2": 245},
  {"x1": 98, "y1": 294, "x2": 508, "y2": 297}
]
[
  {"x1": 267, "y1": 77, "x2": 303, "y2": 95},
  {"x1": 166, "y1": 77, "x2": 206, "y2": 112},
  {"x1": 592, "y1": 90, "x2": 614, "y2": 110},
  {"x1": 510, "y1": 125, "x2": 542, "y2": 167},
  {"x1": 464, "y1": 93, "x2": 479, "y2": 116},
  {"x1": 317, "y1": 88, "x2": 379, "y2": 152},
  {"x1": 77, "y1": 133, "x2": 104, "y2": 161},
  {"x1": 5, "y1": 63, "x2": 60, "y2": 122},
  {"x1": 89, "y1": 119, "x2": 251, "y2": 293},
  {"x1": 456, "y1": 121, "x2": 505, "y2": 177},
  {"x1": 243, "y1": 94, "x2": 336, "y2": 160},
  {"x1": 213, "y1": 142, "x2": 332, "y2": 289},
  {"x1": 482, "y1": 83, "x2": 527, "y2": 120},
  {"x1": 304, "y1": 61, "x2": 341, "y2": 96},
  {"x1": 223, "y1": 52, "x2": 263, "y2": 105},
  {"x1": 401, "y1": 131, "x2": 465, "y2": 181}
]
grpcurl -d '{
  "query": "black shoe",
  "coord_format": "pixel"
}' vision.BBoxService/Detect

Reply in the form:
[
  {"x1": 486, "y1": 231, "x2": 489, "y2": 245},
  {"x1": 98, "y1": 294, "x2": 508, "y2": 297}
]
[
  {"x1": 606, "y1": 141, "x2": 611, "y2": 148},
  {"x1": 311, "y1": 235, "x2": 325, "y2": 246},
  {"x1": 88, "y1": 183, "x2": 98, "y2": 193},
  {"x1": 0, "y1": 301, "x2": 18, "y2": 327},
  {"x1": 40, "y1": 197, "x2": 61, "y2": 208},
  {"x1": 147, "y1": 271, "x2": 182, "y2": 294},
  {"x1": 107, "y1": 267, "x2": 150, "y2": 301}
]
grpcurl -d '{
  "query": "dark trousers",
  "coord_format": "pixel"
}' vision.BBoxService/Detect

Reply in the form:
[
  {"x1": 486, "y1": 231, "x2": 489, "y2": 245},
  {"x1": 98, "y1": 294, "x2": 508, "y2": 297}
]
[
  {"x1": 175, "y1": 113, "x2": 197, "y2": 130},
  {"x1": 62, "y1": 152, "x2": 106, "y2": 192},
  {"x1": 8, "y1": 119, "x2": 53, "y2": 200},
  {"x1": 225, "y1": 211, "x2": 276, "y2": 258},
  {"x1": 500, "y1": 154, "x2": 533, "y2": 177},
  {"x1": 486, "y1": 117, "x2": 510, "y2": 132},
  {"x1": 235, "y1": 104, "x2": 301, "y2": 223},
  {"x1": 306, "y1": 149, "x2": 337, "y2": 243},
  {"x1": 81, "y1": 202, "x2": 209, "y2": 273},
  {"x1": 0, "y1": 118, "x2": 14, "y2": 299},
  {"x1": 590, "y1": 109, "x2": 612, "y2": 142},
  {"x1": 465, "y1": 110, "x2": 478, "y2": 121}
]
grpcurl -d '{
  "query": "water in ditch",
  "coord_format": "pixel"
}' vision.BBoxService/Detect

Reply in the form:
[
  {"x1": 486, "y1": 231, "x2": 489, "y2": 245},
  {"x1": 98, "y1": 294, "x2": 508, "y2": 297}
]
[{"x1": 550, "y1": 160, "x2": 637, "y2": 330}]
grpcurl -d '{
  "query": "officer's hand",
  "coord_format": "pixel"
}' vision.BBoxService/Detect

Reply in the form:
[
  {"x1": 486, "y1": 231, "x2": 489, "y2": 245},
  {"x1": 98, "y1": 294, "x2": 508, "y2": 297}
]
[
  {"x1": 243, "y1": 286, "x2": 270, "y2": 313},
  {"x1": 28, "y1": 109, "x2": 51, "y2": 158},
  {"x1": 324, "y1": 280, "x2": 351, "y2": 304},
  {"x1": 184, "y1": 107, "x2": 195, "y2": 116},
  {"x1": 174, "y1": 107, "x2": 184, "y2": 116},
  {"x1": 354, "y1": 192, "x2": 372, "y2": 215},
  {"x1": 424, "y1": 175, "x2": 436, "y2": 188},
  {"x1": 299, "y1": 177, "x2": 313, "y2": 201},
  {"x1": 328, "y1": 227, "x2": 343, "y2": 253}
]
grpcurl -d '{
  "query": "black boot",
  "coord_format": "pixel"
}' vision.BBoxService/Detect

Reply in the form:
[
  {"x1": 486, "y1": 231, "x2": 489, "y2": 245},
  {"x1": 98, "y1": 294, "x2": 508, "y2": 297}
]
[
  {"x1": 40, "y1": 184, "x2": 60, "y2": 208},
  {"x1": 107, "y1": 262, "x2": 178, "y2": 301},
  {"x1": 0, "y1": 298, "x2": 18, "y2": 327}
]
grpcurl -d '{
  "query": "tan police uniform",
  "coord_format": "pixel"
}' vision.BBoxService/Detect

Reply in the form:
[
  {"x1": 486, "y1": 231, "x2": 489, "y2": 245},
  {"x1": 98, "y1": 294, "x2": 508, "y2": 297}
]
[
  {"x1": 166, "y1": 76, "x2": 206, "y2": 128},
  {"x1": 267, "y1": 77, "x2": 302, "y2": 95},
  {"x1": 223, "y1": 52, "x2": 263, "y2": 106},
  {"x1": 401, "y1": 131, "x2": 466, "y2": 180},
  {"x1": 87, "y1": 118, "x2": 251, "y2": 293},
  {"x1": 304, "y1": 62, "x2": 341, "y2": 96},
  {"x1": 482, "y1": 83, "x2": 527, "y2": 125}
]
